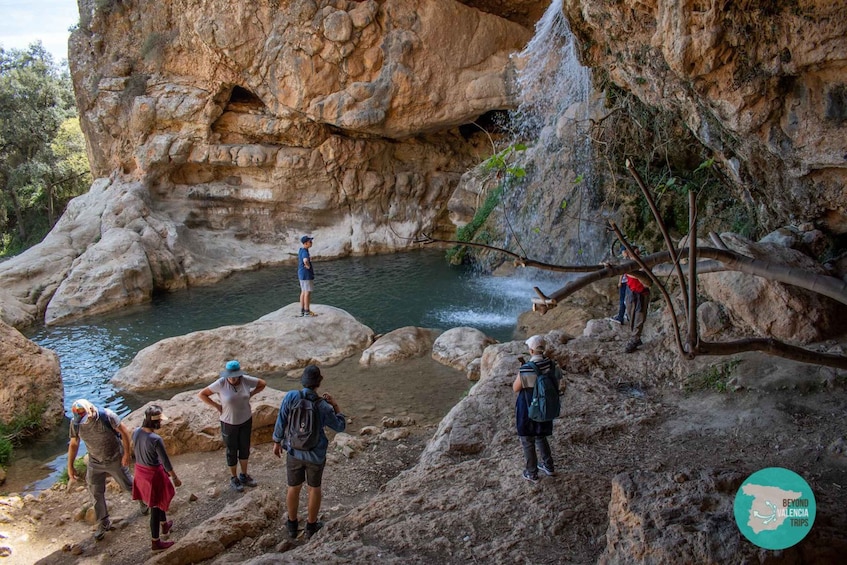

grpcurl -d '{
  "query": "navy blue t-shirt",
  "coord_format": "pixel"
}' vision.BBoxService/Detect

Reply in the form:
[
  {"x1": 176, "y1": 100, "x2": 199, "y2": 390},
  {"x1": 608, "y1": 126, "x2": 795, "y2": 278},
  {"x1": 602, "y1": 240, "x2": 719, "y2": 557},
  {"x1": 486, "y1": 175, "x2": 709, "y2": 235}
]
[{"x1": 298, "y1": 247, "x2": 314, "y2": 280}]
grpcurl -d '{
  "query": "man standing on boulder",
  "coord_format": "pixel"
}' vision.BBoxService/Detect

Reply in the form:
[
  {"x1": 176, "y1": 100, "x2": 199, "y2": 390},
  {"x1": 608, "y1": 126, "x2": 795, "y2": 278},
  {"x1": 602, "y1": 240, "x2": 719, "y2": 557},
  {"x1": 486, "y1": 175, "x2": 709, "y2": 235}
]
[
  {"x1": 298, "y1": 235, "x2": 316, "y2": 317},
  {"x1": 67, "y1": 398, "x2": 148, "y2": 541},
  {"x1": 272, "y1": 365, "x2": 346, "y2": 540}
]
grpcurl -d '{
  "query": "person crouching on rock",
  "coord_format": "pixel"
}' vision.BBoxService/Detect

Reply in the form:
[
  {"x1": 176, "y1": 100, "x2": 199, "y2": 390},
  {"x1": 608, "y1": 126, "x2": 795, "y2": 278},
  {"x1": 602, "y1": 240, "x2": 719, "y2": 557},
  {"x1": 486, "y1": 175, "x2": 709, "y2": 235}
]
[{"x1": 132, "y1": 405, "x2": 182, "y2": 552}]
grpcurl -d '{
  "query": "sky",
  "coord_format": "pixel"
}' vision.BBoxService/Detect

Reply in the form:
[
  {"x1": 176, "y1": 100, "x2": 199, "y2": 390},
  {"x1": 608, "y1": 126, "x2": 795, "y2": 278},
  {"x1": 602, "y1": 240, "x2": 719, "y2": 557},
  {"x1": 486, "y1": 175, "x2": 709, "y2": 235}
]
[{"x1": 0, "y1": 0, "x2": 79, "y2": 64}]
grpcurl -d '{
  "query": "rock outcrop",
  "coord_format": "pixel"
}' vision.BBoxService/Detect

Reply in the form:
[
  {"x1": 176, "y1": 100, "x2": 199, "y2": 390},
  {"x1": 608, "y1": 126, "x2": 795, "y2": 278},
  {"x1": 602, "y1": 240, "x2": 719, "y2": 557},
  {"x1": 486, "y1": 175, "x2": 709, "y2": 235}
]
[
  {"x1": 698, "y1": 233, "x2": 847, "y2": 342},
  {"x1": 562, "y1": 0, "x2": 847, "y2": 236},
  {"x1": 359, "y1": 326, "x2": 436, "y2": 366},
  {"x1": 430, "y1": 326, "x2": 497, "y2": 380},
  {"x1": 112, "y1": 304, "x2": 373, "y2": 391},
  {"x1": 0, "y1": 321, "x2": 63, "y2": 429},
  {"x1": 122, "y1": 388, "x2": 285, "y2": 456}
]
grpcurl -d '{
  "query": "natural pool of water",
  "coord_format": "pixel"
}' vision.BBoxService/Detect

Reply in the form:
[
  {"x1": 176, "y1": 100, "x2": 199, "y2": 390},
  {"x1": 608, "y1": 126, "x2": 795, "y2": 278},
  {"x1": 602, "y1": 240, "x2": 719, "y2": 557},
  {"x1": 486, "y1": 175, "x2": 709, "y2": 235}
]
[{"x1": 13, "y1": 248, "x2": 571, "y2": 492}]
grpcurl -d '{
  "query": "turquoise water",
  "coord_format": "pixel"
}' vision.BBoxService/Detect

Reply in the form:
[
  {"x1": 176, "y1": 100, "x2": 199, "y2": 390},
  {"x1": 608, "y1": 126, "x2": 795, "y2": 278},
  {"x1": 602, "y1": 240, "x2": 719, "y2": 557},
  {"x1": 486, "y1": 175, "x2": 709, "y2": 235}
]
[{"x1": 15, "y1": 248, "x2": 570, "y2": 491}]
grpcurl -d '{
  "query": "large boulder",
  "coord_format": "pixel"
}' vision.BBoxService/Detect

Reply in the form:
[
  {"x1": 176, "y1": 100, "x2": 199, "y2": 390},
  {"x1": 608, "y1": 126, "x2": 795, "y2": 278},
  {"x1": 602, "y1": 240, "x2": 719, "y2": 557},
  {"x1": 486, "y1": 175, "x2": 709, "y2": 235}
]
[
  {"x1": 431, "y1": 326, "x2": 497, "y2": 380},
  {"x1": 148, "y1": 489, "x2": 278, "y2": 565},
  {"x1": 122, "y1": 387, "x2": 285, "y2": 456},
  {"x1": 0, "y1": 321, "x2": 63, "y2": 429},
  {"x1": 698, "y1": 233, "x2": 847, "y2": 343},
  {"x1": 599, "y1": 469, "x2": 768, "y2": 564},
  {"x1": 359, "y1": 326, "x2": 436, "y2": 366},
  {"x1": 111, "y1": 304, "x2": 374, "y2": 391}
]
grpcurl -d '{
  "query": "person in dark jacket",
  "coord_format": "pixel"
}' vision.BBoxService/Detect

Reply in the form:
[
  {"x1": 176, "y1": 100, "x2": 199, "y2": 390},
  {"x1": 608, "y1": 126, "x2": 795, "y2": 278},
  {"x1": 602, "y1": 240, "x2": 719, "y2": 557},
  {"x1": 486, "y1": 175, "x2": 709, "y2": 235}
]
[
  {"x1": 272, "y1": 365, "x2": 346, "y2": 540},
  {"x1": 512, "y1": 335, "x2": 563, "y2": 483}
]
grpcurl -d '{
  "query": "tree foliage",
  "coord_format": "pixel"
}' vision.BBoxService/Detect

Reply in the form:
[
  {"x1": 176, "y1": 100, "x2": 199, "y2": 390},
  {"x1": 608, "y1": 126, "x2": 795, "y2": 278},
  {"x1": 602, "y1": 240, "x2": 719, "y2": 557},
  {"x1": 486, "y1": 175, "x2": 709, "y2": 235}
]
[{"x1": 0, "y1": 42, "x2": 91, "y2": 256}]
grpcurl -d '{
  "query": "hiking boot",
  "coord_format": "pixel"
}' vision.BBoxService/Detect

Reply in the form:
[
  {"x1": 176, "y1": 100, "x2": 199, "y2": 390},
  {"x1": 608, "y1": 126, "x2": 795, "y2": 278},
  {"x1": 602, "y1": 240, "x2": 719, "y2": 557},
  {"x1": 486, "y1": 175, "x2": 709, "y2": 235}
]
[
  {"x1": 139, "y1": 501, "x2": 150, "y2": 515},
  {"x1": 94, "y1": 518, "x2": 112, "y2": 541},
  {"x1": 522, "y1": 470, "x2": 539, "y2": 483},
  {"x1": 162, "y1": 520, "x2": 174, "y2": 536},
  {"x1": 304, "y1": 520, "x2": 323, "y2": 540},
  {"x1": 608, "y1": 316, "x2": 623, "y2": 324},
  {"x1": 286, "y1": 519, "x2": 299, "y2": 539},
  {"x1": 624, "y1": 338, "x2": 642, "y2": 354},
  {"x1": 152, "y1": 539, "x2": 175, "y2": 551},
  {"x1": 537, "y1": 463, "x2": 556, "y2": 477},
  {"x1": 238, "y1": 473, "x2": 257, "y2": 487},
  {"x1": 230, "y1": 476, "x2": 244, "y2": 492}
]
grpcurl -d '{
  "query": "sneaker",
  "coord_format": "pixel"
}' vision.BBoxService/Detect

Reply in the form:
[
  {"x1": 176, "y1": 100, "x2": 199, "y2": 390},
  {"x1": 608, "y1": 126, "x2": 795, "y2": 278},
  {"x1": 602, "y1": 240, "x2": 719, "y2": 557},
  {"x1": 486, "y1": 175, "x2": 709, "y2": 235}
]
[
  {"x1": 152, "y1": 539, "x2": 175, "y2": 551},
  {"x1": 286, "y1": 519, "x2": 299, "y2": 539},
  {"x1": 304, "y1": 520, "x2": 324, "y2": 540},
  {"x1": 608, "y1": 316, "x2": 623, "y2": 324},
  {"x1": 302, "y1": 310, "x2": 317, "y2": 317},
  {"x1": 522, "y1": 470, "x2": 539, "y2": 483},
  {"x1": 139, "y1": 501, "x2": 150, "y2": 515},
  {"x1": 230, "y1": 476, "x2": 244, "y2": 492},
  {"x1": 537, "y1": 463, "x2": 556, "y2": 476},
  {"x1": 162, "y1": 520, "x2": 173, "y2": 536},
  {"x1": 624, "y1": 338, "x2": 642, "y2": 354},
  {"x1": 94, "y1": 518, "x2": 112, "y2": 541},
  {"x1": 238, "y1": 473, "x2": 257, "y2": 487}
]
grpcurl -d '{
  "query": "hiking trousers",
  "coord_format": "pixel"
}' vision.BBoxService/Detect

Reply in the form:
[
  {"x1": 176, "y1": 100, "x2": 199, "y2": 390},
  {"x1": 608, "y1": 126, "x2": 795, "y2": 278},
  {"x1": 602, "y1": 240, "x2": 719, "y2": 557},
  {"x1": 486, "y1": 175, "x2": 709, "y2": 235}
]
[
  {"x1": 519, "y1": 435, "x2": 553, "y2": 474},
  {"x1": 626, "y1": 288, "x2": 650, "y2": 340},
  {"x1": 87, "y1": 457, "x2": 133, "y2": 525}
]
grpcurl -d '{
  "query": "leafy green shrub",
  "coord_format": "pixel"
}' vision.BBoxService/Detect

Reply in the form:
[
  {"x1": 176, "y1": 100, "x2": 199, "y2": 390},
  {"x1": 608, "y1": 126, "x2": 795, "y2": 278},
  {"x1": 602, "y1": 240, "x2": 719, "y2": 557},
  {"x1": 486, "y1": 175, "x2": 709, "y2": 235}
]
[
  {"x1": 684, "y1": 360, "x2": 740, "y2": 393},
  {"x1": 0, "y1": 402, "x2": 48, "y2": 467},
  {"x1": 0, "y1": 438, "x2": 12, "y2": 467},
  {"x1": 56, "y1": 458, "x2": 88, "y2": 485}
]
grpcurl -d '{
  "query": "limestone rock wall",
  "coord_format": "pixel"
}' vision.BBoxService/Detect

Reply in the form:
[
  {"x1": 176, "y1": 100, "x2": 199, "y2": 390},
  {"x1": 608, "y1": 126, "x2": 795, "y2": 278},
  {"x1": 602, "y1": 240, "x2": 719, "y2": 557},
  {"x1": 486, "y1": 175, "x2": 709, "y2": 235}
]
[
  {"x1": 0, "y1": 321, "x2": 63, "y2": 429},
  {"x1": 0, "y1": 0, "x2": 534, "y2": 327},
  {"x1": 562, "y1": 0, "x2": 847, "y2": 235}
]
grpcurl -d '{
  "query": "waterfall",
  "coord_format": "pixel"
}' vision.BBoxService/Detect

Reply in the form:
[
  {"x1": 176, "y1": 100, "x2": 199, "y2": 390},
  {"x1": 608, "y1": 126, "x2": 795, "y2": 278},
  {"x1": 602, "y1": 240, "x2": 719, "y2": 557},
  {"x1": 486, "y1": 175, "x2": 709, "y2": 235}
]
[
  {"x1": 495, "y1": 0, "x2": 600, "y2": 265},
  {"x1": 514, "y1": 0, "x2": 592, "y2": 139}
]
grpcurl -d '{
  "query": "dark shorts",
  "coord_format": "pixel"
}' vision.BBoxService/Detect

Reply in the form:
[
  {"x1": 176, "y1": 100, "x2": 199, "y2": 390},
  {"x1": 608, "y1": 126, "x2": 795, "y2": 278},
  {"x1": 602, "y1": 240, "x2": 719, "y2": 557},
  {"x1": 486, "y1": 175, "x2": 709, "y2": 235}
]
[{"x1": 286, "y1": 454, "x2": 325, "y2": 488}]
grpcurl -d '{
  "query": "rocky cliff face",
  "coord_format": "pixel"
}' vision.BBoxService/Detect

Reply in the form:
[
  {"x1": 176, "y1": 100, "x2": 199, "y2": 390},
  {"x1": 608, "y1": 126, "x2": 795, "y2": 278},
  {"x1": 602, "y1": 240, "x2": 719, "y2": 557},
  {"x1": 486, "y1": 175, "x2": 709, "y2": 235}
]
[
  {"x1": 0, "y1": 0, "x2": 539, "y2": 327},
  {"x1": 1, "y1": 0, "x2": 844, "y2": 328},
  {"x1": 562, "y1": 0, "x2": 847, "y2": 236}
]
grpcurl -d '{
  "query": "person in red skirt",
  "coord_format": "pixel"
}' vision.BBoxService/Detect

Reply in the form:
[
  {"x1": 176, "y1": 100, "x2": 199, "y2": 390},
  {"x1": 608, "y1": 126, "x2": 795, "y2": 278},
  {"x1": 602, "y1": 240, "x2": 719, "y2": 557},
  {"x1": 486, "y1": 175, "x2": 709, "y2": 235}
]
[{"x1": 132, "y1": 405, "x2": 182, "y2": 551}]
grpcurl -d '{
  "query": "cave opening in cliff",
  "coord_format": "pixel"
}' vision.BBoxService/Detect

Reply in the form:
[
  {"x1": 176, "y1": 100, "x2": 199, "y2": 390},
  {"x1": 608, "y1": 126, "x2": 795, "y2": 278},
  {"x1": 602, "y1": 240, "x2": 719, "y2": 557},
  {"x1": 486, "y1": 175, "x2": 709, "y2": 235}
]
[
  {"x1": 459, "y1": 110, "x2": 511, "y2": 140},
  {"x1": 226, "y1": 85, "x2": 265, "y2": 110}
]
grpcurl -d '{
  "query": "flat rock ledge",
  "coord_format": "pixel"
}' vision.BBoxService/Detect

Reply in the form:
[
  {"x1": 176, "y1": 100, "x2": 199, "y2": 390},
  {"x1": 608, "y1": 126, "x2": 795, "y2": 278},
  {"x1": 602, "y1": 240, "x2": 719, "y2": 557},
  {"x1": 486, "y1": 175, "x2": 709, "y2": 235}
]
[{"x1": 112, "y1": 304, "x2": 374, "y2": 391}]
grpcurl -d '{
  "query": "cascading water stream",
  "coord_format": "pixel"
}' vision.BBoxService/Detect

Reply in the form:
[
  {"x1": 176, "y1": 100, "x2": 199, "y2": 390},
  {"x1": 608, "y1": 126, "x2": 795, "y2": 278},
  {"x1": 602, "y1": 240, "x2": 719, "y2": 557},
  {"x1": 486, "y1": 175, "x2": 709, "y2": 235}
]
[{"x1": 495, "y1": 0, "x2": 598, "y2": 264}]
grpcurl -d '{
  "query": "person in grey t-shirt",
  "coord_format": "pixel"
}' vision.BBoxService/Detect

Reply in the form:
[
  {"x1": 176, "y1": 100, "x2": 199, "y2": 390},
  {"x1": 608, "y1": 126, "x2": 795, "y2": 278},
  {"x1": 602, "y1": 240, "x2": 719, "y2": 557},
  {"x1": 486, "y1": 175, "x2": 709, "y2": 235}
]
[
  {"x1": 67, "y1": 398, "x2": 148, "y2": 541},
  {"x1": 198, "y1": 360, "x2": 266, "y2": 492}
]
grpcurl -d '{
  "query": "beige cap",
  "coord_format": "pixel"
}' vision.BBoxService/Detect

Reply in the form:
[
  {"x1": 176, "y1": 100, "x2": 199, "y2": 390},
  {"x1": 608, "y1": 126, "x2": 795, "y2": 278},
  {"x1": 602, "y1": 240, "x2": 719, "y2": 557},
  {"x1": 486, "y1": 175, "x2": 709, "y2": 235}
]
[{"x1": 525, "y1": 335, "x2": 546, "y2": 351}]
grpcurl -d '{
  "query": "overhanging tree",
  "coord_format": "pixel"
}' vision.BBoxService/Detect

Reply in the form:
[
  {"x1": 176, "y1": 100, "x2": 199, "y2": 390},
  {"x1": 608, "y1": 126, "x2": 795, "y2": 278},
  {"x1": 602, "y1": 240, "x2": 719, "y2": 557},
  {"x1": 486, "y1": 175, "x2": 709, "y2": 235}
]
[{"x1": 417, "y1": 159, "x2": 847, "y2": 370}]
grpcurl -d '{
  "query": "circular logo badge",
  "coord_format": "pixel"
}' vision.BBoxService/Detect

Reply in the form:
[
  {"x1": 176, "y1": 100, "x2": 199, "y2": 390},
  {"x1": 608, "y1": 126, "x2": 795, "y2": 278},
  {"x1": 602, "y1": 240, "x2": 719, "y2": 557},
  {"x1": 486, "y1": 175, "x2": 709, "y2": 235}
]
[{"x1": 733, "y1": 467, "x2": 816, "y2": 550}]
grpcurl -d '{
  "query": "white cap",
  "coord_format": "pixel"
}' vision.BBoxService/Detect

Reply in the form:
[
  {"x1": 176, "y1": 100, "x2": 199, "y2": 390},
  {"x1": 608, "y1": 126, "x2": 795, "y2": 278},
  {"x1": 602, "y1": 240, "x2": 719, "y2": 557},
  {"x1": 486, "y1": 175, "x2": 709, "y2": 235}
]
[{"x1": 525, "y1": 335, "x2": 546, "y2": 352}]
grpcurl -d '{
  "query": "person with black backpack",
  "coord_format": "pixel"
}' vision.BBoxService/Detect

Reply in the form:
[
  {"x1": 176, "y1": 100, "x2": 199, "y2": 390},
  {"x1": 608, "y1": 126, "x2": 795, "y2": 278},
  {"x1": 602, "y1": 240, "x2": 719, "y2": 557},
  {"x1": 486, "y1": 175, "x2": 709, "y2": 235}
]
[
  {"x1": 512, "y1": 335, "x2": 563, "y2": 483},
  {"x1": 272, "y1": 365, "x2": 346, "y2": 540}
]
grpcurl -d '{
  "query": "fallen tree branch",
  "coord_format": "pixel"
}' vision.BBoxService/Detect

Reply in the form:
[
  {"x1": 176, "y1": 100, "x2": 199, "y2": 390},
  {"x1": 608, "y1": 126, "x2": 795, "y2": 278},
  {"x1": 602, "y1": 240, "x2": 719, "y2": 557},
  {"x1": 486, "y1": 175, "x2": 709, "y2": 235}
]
[{"x1": 696, "y1": 339, "x2": 847, "y2": 370}]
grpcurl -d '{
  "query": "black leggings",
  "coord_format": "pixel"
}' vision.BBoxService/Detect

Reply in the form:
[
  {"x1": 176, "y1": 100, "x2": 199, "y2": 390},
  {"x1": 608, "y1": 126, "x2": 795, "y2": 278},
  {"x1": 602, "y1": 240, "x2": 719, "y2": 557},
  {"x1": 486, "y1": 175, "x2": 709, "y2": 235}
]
[
  {"x1": 151, "y1": 507, "x2": 168, "y2": 539},
  {"x1": 221, "y1": 418, "x2": 253, "y2": 467}
]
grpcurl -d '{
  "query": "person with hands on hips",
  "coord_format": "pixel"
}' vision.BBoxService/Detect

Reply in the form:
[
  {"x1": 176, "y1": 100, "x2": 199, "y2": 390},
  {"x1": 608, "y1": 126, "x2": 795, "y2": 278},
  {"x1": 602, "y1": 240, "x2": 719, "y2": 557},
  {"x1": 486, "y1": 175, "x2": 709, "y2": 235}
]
[{"x1": 198, "y1": 359, "x2": 266, "y2": 492}]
